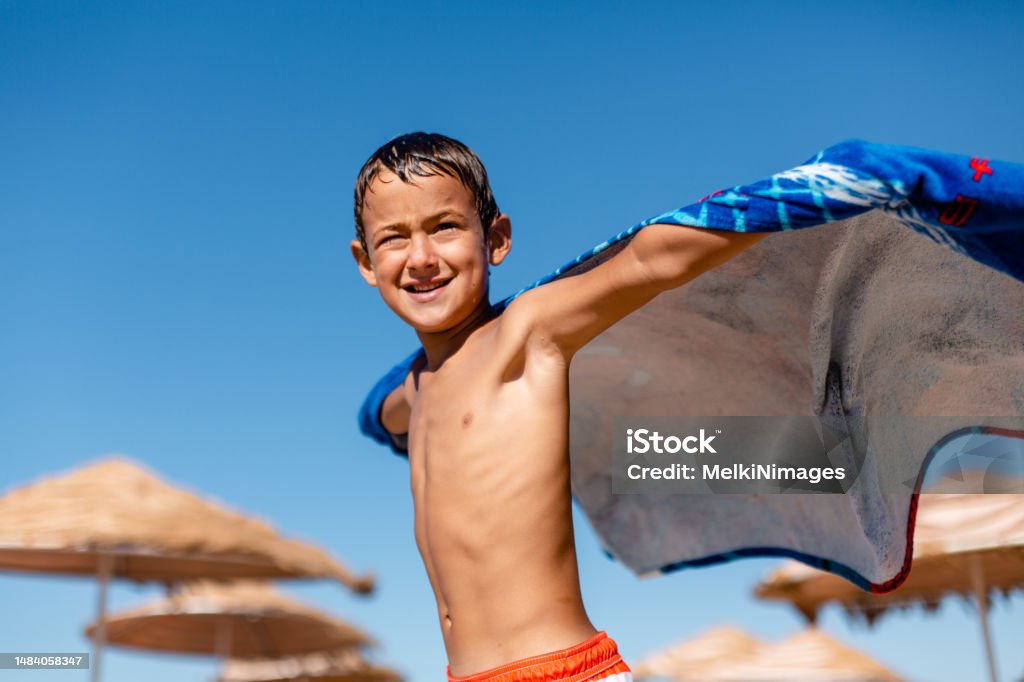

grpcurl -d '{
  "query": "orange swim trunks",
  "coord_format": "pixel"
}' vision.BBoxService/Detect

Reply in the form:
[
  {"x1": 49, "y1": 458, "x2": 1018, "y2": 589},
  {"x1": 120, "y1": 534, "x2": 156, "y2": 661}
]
[{"x1": 446, "y1": 631, "x2": 632, "y2": 682}]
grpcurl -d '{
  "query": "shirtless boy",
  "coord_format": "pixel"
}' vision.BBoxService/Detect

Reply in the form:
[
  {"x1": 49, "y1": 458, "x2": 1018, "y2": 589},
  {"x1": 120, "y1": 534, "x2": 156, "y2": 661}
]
[{"x1": 351, "y1": 133, "x2": 763, "y2": 681}]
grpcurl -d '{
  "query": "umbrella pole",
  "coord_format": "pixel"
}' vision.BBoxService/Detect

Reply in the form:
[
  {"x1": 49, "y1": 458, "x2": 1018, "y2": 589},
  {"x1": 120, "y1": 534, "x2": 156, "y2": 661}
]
[
  {"x1": 215, "y1": 618, "x2": 233, "y2": 659},
  {"x1": 969, "y1": 554, "x2": 999, "y2": 682},
  {"x1": 90, "y1": 554, "x2": 114, "y2": 682}
]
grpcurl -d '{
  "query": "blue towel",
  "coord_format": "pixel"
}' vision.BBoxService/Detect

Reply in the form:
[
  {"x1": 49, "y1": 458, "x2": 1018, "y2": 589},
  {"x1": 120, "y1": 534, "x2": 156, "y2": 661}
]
[{"x1": 358, "y1": 140, "x2": 1024, "y2": 592}]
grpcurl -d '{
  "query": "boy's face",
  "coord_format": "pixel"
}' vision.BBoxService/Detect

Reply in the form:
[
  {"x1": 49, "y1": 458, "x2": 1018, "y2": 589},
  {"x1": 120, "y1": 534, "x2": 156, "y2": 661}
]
[{"x1": 351, "y1": 171, "x2": 511, "y2": 335}]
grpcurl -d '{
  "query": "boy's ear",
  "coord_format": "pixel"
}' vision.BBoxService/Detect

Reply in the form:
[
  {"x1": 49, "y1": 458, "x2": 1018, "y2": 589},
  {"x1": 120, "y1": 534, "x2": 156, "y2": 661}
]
[
  {"x1": 488, "y1": 214, "x2": 512, "y2": 266},
  {"x1": 350, "y1": 240, "x2": 378, "y2": 287}
]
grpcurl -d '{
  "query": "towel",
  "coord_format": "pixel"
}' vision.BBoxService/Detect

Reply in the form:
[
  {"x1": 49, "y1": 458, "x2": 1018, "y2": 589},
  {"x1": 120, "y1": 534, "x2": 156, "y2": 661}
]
[{"x1": 358, "y1": 140, "x2": 1024, "y2": 592}]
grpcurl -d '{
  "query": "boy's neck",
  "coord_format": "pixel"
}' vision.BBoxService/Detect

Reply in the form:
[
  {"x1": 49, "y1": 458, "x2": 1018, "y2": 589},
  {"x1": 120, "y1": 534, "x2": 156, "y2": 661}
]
[{"x1": 416, "y1": 298, "x2": 500, "y2": 370}]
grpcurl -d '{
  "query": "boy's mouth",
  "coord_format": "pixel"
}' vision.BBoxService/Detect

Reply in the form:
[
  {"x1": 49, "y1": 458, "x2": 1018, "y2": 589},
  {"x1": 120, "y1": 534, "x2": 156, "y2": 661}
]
[{"x1": 403, "y1": 278, "x2": 451, "y2": 301}]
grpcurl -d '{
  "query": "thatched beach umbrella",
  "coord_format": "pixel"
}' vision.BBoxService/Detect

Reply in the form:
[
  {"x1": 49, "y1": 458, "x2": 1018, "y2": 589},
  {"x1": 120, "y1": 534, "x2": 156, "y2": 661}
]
[
  {"x1": 635, "y1": 627, "x2": 903, "y2": 682},
  {"x1": 218, "y1": 648, "x2": 402, "y2": 682},
  {"x1": 703, "y1": 628, "x2": 904, "y2": 682},
  {"x1": 0, "y1": 457, "x2": 374, "y2": 681},
  {"x1": 754, "y1": 490, "x2": 1024, "y2": 682},
  {"x1": 85, "y1": 581, "x2": 371, "y2": 659},
  {"x1": 632, "y1": 626, "x2": 763, "y2": 680}
]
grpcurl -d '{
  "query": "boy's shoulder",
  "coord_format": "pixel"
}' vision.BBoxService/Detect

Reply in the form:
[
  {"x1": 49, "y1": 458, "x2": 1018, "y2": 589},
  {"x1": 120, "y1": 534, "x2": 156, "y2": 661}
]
[
  {"x1": 493, "y1": 289, "x2": 579, "y2": 368},
  {"x1": 425, "y1": 302, "x2": 562, "y2": 384}
]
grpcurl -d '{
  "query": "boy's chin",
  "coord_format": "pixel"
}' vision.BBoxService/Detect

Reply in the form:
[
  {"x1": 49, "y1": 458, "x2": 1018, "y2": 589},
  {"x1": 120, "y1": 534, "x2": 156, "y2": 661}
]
[
  {"x1": 383, "y1": 288, "x2": 490, "y2": 336},
  {"x1": 404, "y1": 303, "x2": 488, "y2": 335},
  {"x1": 384, "y1": 303, "x2": 455, "y2": 334},
  {"x1": 389, "y1": 295, "x2": 489, "y2": 335},
  {"x1": 406, "y1": 315, "x2": 463, "y2": 335}
]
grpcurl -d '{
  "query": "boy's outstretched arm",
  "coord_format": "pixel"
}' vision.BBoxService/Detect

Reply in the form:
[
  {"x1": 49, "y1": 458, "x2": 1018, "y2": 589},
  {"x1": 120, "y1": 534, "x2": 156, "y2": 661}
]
[{"x1": 506, "y1": 224, "x2": 765, "y2": 359}]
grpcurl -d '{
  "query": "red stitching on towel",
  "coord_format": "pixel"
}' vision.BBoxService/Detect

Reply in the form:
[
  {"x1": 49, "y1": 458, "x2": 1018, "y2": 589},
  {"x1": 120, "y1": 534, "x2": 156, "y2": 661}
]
[
  {"x1": 970, "y1": 157, "x2": 993, "y2": 182},
  {"x1": 697, "y1": 189, "x2": 725, "y2": 203},
  {"x1": 938, "y1": 194, "x2": 979, "y2": 227}
]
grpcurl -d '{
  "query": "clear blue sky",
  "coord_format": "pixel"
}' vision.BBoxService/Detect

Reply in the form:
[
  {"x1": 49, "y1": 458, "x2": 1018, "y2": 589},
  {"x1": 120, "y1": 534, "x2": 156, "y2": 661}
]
[{"x1": 2, "y1": 1, "x2": 1023, "y2": 681}]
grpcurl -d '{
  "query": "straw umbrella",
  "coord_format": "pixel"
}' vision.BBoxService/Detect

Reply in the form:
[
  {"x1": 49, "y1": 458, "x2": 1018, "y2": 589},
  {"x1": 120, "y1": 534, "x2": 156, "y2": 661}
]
[
  {"x1": 754, "y1": 490, "x2": 1024, "y2": 682},
  {"x1": 0, "y1": 457, "x2": 374, "y2": 681},
  {"x1": 85, "y1": 581, "x2": 371, "y2": 659},
  {"x1": 218, "y1": 648, "x2": 402, "y2": 682},
  {"x1": 632, "y1": 626, "x2": 763, "y2": 680},
  {"x1": 702, "y1": 628, "x2": 904, "y2": 682},
  {"x1": 634, "y1": 627, "x2": 903, "y2": 682}
]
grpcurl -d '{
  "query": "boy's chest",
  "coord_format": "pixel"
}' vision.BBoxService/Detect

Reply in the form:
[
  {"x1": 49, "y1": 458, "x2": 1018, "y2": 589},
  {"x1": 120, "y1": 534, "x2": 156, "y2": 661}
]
[
  {"x1": 408, "y1": 327, "x2": 518, "y2": 435},
  {"x1": 409, "y1": 361, "x2": 496, "y2": 441},
  {"x1": 406, "y1": 350, "x2": 568, "y2": 468}
]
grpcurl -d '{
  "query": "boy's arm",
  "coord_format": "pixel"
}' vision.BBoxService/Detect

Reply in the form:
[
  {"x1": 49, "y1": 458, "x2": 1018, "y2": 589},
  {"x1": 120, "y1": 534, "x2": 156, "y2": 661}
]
[
  {"x1": 507, "y1": 224, "x2": 765, "y2": 358},
  {"x1": 380, "y1": 384, "x2": 411, "y2": 438},
  {"x1": 368, "y1": 384, "x2": 410, "y2": 454},
  {"x1": 357, "y1": 349, "x2": 421, "y2": 455}
]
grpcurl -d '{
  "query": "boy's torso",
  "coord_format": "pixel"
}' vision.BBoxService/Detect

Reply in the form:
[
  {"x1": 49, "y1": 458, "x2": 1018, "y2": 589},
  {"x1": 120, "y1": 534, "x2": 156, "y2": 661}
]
[{"x1": 406, "y1": 308, "x2": 597, "y2": 676}]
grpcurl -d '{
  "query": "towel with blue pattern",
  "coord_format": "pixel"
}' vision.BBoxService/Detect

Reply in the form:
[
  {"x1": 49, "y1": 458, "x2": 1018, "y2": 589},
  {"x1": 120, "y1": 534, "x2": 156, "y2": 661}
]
[{"x1": 358, "y1": 140, "x2": 1024, "y2": 592}]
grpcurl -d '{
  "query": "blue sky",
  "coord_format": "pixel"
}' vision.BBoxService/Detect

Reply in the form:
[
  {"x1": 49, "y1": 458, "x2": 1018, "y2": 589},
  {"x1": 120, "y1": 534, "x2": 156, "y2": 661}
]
[{"x1": 2, "y1": 1, "x2": 1023, "y2": 681}]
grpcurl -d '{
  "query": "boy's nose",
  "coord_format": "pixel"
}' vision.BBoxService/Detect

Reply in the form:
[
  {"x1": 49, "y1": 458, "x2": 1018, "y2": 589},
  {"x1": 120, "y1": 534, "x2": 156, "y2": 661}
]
[{"x1": 407, "y1": 234, "x2": 438, "y2": 271}]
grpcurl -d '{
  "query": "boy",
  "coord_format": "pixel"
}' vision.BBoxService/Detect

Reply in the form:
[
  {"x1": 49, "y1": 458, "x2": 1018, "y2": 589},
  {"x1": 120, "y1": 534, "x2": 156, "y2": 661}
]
[{"x1": 351, "y1": 133, "x2": 763, "y2": 681}]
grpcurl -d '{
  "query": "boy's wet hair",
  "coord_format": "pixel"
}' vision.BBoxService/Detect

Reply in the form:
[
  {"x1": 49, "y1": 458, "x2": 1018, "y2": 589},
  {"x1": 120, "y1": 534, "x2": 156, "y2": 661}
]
[{"x1": 354, "y1": 132, "x2": 500, "y2": 252}]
